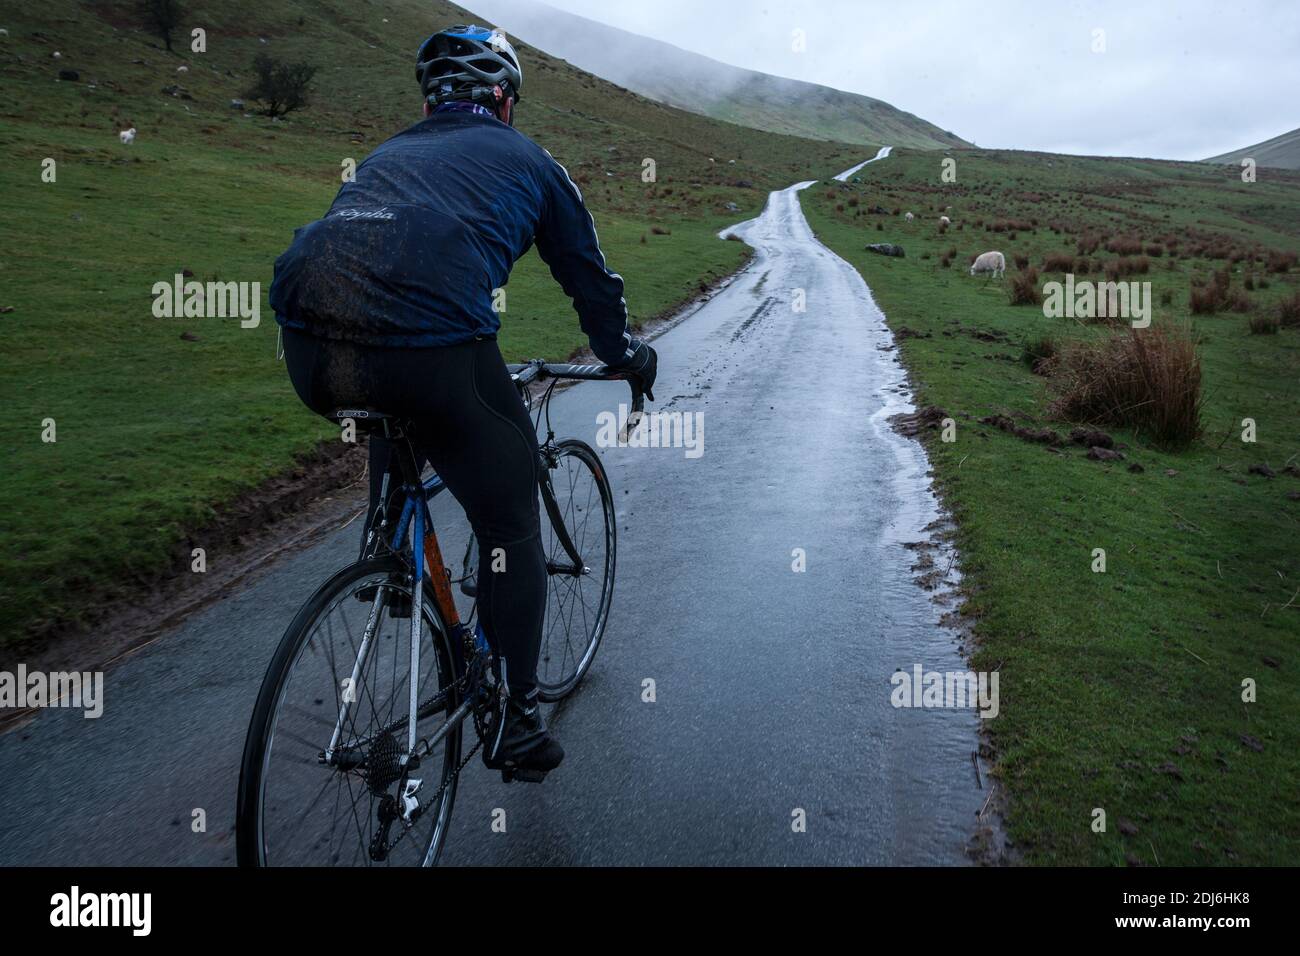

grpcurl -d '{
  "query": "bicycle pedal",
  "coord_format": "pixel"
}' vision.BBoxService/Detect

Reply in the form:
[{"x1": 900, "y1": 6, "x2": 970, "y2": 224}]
[{"x1": 501, "y1": 767, "x2": 548, "y2": 784}]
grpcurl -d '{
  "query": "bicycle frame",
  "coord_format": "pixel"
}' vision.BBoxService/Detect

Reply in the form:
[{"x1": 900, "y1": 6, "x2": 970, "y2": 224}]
[{"x1": 327, "y1": 364, "x2": 625, "y2": 782}]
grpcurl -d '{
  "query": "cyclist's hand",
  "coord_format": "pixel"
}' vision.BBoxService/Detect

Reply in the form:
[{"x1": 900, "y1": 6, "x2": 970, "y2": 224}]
[{"x1": 621, "y1": 339, "x2": 657, "y2": 402}]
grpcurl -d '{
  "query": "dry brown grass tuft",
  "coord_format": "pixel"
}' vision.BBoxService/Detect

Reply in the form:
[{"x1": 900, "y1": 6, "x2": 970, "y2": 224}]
[
  {"x1": 1047, "y1": 325, "x2": 1203, "y2": 448},
  {"x1": 1008, "y1": 267, "x2": 1042, "y2": 306}
]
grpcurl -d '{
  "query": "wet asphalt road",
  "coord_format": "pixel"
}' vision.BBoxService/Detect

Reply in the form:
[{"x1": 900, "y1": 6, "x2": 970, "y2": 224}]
[{"x1": 0, "y1": 156, "x2": 984, "y2": 865}]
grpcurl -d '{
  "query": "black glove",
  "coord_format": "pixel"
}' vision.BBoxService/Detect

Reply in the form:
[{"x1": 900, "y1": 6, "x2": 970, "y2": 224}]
[{"x1": 620, "y1": 339, "x2": 657, "y2": 401}]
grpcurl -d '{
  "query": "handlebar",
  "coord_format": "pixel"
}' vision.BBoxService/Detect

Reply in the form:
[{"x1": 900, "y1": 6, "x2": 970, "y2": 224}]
[{"x1": 507, "y1": 360, "x2": 646, "y2": 440}]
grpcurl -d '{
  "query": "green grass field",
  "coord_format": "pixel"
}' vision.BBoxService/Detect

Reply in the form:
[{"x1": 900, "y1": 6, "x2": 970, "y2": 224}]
[
  {"x1": 804, "y1": 149, "x2": 1300, "y2": 865},
  {"x1": 0, "y1": 0, "x2": 873, "y2": 644}
]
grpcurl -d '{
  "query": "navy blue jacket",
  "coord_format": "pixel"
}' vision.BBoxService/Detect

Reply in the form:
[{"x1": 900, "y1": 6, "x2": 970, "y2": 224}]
[{"x1": 269, "y1": 111, "x2": 634, "y2": 365}]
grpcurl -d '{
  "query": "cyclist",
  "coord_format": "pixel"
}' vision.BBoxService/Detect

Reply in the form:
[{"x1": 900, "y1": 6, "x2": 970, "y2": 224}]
[{"x1": 268, "y1": 25, "x2": 657, "y2": 781}]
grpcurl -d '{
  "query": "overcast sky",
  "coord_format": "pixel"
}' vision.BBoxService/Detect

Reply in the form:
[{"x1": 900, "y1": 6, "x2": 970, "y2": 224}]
[{"x1": 482, "y1": 0, "x2": 1298, "y2": 160}]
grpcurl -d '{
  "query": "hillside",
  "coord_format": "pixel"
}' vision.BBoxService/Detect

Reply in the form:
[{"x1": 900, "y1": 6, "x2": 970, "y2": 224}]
[
  {"x1": 1205, "y1": 125, "x2": 1300, "y2": 170},
  {"x1": 469, "y1": 0, "x2": 969, "y2": 150},
  {"x1": 0, "y1": 0, "x2": 873, "y2": 646}
]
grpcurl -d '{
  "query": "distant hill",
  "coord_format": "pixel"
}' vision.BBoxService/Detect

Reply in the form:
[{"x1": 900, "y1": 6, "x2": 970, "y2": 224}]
[
  {"x1": 470, "y1": 0, "x2": 969, "y2": 150},
  {"x1": 1205, "y1": 127, "x2": 1300, "y2": 170}
]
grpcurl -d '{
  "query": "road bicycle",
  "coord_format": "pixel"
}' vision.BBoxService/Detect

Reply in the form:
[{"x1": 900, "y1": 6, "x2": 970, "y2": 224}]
[{"x1": 236, "y1": 361, "x2": 643, "y2": 866}]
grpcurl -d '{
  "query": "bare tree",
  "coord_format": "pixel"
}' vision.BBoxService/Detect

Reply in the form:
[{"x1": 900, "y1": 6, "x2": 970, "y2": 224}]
[
  {"x1": 243, "y1": 54, "x2": 319, "y2": 118},
  {"x1": 137, "y1": 0, "x2": 183, "y2": 52}
]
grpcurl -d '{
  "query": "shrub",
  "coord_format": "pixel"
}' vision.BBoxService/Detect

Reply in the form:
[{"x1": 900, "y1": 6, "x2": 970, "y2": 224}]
[
  {"x1": 1189, "y1": 284, "x2": 1220, "y2": 314},
  {"x1": 1021, "y1": 335, "x2": 1058, "y2": 374},
  {"x1": 1267, "y1": 250, "x2": 1298, "y2": 273},
  {"x1": 1103, "y1": 256, "x2": 1149, "y2": 281},
  {"x1": 1047, "y1": 325, "x2": 1203, "y2": 448},
  {"x1": 137, "y1": 0, "x2": 182, "y2": 52},
  {"x1": 1106, "y1": 236, "x2": 1144, "y2": 256},
  {"x1": 1008, "y1": 267, "x2": 1041, "y2": 306},
  {"x1": 1225, "y1": 288, "x2": 1251, "y2": 312},
  {"x1": 243, "y1": 54, "x2": 318, "y2": 117},
  {"x1": 1277, "y1": 291, "x2": 1300, "y2": 327},
  {"x1": 650, "y1": 225, "x2": 671, "y2": 235},
  {"x1": 1013, "y1": 254, "x2": 1030, "y2": 270},
  {"x1": 1043, "y1": 252, "x2": 1075, "y2": 273},
  {"x1": 1249, "y1": 315, "x2": 1280, "y2": 335}
]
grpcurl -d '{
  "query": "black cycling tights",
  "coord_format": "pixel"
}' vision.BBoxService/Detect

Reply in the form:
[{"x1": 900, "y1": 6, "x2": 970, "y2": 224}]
[{"x1": 282, "y1": 328, "x2": 547, "y2": 700}]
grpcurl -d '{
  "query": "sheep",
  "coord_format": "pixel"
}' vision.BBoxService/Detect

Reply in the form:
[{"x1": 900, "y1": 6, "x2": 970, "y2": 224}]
[
  {"x1": 176, "y1": 65, "x2": 188, "y2": 73},
  {"x1": 904, "y1": 212, "x2": 914, "y2": 222},
  {"x1": 119, "y1": 127, "x2": 137, "y2": 145},
  {"x1": 939, "y1": 215, "x2": 951, "y2": 226},
  {"x1": 52, "y1": 50, "x2": 62, "y2": 58},
  {"x1": 970, "y1": 250, "x2": 1006, "y2": 279}
]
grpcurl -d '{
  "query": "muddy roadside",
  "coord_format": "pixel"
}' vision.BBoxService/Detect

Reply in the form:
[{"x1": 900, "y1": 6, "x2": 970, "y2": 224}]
[{"x1": 889, "y1": 403, "x2": 1016, "y2": 866}]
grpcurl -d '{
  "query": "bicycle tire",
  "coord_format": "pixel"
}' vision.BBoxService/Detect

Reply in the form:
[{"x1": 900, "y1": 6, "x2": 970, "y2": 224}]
[
  {"x1": 236, "y1": 555, "x2": 462, "y2": 867},
  {"x1": 536, "y1": 438, "x2": 617, "y2": 702}
]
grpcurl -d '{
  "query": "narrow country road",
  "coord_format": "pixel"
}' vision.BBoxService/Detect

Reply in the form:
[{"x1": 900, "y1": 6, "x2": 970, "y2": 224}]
[{"x1": 0, "y1": 155, "x2": 986, "y2": 866}]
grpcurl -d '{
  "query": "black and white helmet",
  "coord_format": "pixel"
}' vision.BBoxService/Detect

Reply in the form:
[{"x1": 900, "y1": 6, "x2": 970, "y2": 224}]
[{"x1": 415, "y1": 25, "x2": 523, "y2": 106}]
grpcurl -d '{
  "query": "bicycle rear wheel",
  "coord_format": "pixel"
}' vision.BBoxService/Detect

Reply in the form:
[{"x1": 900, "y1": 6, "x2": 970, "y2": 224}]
[
  {"x1": 236, "y1": 556, "x2": 462, "y2": 867},
  {"x1": 536, "y1": 438, "x2": 616, "y2": 701}
]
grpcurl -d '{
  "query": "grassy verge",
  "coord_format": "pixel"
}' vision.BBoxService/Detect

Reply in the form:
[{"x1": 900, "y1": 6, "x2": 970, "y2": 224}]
[
  {"x1": 803, "y1": 148, "x2": 1300, "y2": 865},
  {"x1": 0, "y1": 0, "x2": 870, "y2": 645}
]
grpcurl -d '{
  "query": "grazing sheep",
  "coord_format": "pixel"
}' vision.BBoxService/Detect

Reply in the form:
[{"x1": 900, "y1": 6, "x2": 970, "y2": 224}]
[
  {"x1": 177, "y1": 65, "x2": 188, "y2": 72},
  {"x1": 0, "y1": 28, "x2": 9, "y2": 37},
  {"x1": 939, "y1": 215, "x2": 951, "y2": 226},
  {"x1": 119, "y1": 127, "x2": 136, "y2": 145},
  {"x1": 52, "y1": 50, "x2": 62, "y2": 58},
  {"x1": 904, "y1": 212, "x2": 915, "y2": 222},
  {"x1": 970, "y1": 250, "x2": 1006, "y2": 278}
]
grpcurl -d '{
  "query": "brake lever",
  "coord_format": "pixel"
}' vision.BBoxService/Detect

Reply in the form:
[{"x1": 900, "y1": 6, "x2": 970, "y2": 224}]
[{"x1": 621, "y1": 379, "x2": 645, "y2": 443}]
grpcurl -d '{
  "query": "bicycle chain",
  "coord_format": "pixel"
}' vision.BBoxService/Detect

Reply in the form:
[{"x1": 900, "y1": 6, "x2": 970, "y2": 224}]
[{"x1": 381, "y1": 730, "x2": 483, "y2": 858}]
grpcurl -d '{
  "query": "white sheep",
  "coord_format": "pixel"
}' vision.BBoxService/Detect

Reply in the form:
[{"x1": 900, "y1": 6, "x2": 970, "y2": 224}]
[
  {"x1": 904, "y1": 212, "x2": 915, "y2": 222},
  {"x1": 176, "y1": 65, "x2": 188, "y2": 72},
  {"x1": 939, "y1": 215, "x2": 951, "y2": 226},
  {"x1": 119, "y1": 127, "x2": 136, "y2": 145},
  {"x1": 52, "y1": 50, "x2": 62, "y2": 58},
  {"x1": 970, "y1": 250, "x2": 1006, "y2": 278}
]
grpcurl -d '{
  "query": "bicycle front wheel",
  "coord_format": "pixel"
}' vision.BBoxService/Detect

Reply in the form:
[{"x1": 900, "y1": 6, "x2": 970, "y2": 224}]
[{"x1": 536, "y1": 438, "x2": 616, "y2": 701}]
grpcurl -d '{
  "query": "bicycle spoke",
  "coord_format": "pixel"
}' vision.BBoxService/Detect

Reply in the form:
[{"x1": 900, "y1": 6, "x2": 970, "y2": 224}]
[{"x1": 251, "y1": 568, "x2": 459, "y2": 866}]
